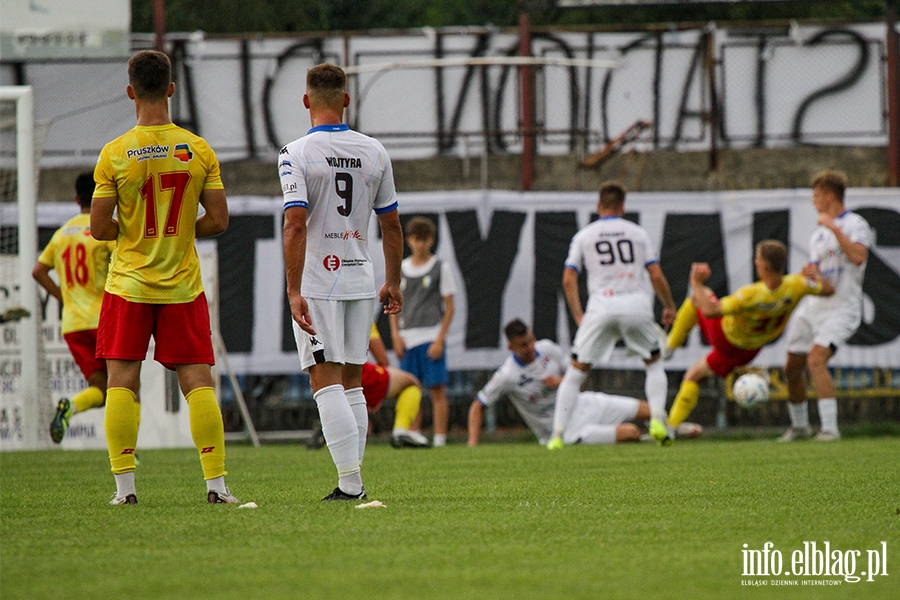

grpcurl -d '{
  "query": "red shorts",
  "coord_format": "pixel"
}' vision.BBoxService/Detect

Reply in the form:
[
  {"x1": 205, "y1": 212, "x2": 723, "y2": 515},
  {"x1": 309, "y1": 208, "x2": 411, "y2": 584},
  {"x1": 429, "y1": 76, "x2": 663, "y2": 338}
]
[
  {"x1": 64, "y1": 329, "x2": 105, "y2": 380},
  {"x1": 97, "y1": 292, "x2": 214, "y2": 370},
  {"x1": 361, "y1": 362, "x2": 390, "y2": 411},
  {"x1": 696, "y1": 310, "x2": 760, "y2": 377}
]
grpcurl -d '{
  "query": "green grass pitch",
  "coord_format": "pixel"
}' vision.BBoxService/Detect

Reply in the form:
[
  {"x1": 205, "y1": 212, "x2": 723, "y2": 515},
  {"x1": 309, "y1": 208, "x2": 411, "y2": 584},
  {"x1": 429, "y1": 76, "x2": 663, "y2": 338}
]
[{"x1": 1, "y1": 437, "x2": 897, "y2": 600}]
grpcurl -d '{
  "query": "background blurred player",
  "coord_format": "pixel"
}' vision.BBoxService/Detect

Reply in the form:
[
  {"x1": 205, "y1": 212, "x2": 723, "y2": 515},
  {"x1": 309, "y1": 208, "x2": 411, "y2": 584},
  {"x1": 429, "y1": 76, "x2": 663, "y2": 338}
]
[
  {"x1": 280, "y1": 63, "x2": 403, "y2": 501},
  {"x1": 33, "y1": 173, "x2": 139, "y2": 443},
  {"x1": 781, "y1": 170, "x2": 872, "y2": 442},
  {"x1": 468, "y1": 320, "x2": 687, "y2": 446},
  {"x1": 663, "y1": 240, "x2": 833, "y2": 443},
  {"x1": 91, "y1": 50, "x2": 237, "y2": 505},
  {"x1": 390, "y1": 216, "x2": 456, "y2": 447},
  {"x1": 547, "y1": 181, "x2": 676, "y2": 450}
]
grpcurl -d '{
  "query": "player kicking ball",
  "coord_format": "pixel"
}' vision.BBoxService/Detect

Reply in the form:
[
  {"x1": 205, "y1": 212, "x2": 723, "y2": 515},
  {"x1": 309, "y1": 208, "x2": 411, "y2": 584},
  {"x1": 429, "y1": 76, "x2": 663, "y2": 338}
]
[{"x1": 661, "y1": 240, "x2": 834, "y2": 445}]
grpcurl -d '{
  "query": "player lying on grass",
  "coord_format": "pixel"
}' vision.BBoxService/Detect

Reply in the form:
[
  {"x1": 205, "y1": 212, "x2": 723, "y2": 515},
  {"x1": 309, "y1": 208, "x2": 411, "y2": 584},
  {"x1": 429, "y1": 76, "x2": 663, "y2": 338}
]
[
  {"x1": 659, "y1": 240, "x2": 834, "y2": 445},
  {"x1": 467, "y1": 319, "x2": 699, "y2": 446}
]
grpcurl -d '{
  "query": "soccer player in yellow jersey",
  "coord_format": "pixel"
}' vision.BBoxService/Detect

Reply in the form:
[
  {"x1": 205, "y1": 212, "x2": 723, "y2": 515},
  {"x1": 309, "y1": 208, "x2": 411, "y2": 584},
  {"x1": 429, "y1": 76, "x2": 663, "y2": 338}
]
[
  {"x1": 90, "y1": 50, "x2": 238, "y2": 506},
  {"x1": 32, "y1": 173, "x2": 138, "y2": 443},
  {"x1": 657, "y1": 240, "x2": 834, "y2": 444}
]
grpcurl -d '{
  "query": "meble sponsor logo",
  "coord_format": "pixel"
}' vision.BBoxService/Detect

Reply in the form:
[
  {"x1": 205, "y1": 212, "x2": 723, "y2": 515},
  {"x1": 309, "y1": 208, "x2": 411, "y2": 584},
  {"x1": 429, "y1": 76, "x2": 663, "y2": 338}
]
[{"x1": 127, "y1": 145, "x2": 169, "y2": 161}]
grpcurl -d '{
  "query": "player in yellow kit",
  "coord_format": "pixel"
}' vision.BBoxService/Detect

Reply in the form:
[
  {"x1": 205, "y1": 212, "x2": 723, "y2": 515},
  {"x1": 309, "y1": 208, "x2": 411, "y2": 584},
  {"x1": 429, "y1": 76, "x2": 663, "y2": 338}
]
[
  {"x1": 655, "y1": 240, "x2": 834, "y2": 444},
  {"x1": 91, "y1": 50, "x2": 238, "y2": 505},
  {"x1": 32, "y1": 173, "x2": 137, "y2": 443}
]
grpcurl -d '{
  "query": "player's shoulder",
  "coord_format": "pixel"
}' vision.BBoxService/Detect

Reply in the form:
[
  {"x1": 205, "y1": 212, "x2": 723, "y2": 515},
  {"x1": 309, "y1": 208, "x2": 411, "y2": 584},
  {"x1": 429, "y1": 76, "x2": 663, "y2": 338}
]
[{"x1": 534, "y1": 338, "x2": 563, "y2": 356}]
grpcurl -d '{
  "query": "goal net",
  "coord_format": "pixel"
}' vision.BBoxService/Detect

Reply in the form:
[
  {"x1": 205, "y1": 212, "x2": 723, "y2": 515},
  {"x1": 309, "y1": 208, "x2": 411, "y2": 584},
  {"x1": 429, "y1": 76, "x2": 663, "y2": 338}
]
[{"x1": 0, "y1": 86, "x2": 55, "y2": 450}]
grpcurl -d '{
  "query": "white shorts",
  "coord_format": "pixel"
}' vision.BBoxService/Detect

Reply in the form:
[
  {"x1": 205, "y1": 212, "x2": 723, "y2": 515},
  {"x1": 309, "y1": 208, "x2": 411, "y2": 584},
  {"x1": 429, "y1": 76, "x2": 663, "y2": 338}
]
[
  {"x1": 572, "y1": 309, "x2": 664, "y2": 364},
  {"x1": 293, "y1": 298, "x2": 376, "y2": 370},
  {"x1": 563, "y1": 392, "x2": 640, "y2": 445},
  {"x1": 785, "y1": 304, "x2": 861, "y2": 355}
]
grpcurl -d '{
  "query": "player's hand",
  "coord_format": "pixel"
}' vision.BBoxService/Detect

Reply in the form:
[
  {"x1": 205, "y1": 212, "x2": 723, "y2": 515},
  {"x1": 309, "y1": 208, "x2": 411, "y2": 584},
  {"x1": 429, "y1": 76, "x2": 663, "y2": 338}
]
[
  {"x1": 800, "y1": 262, "x2": 820, "y2": 279},
  {"x1": 817, "y1": 213, "x2": 836, "y2": 231},
  {"x1": 288, "y1": 293, "x2": 315, "y2": 335},
  {"x1": 542, "y1": 375, "x2": 562, "y2": 389},
  {"x1": 661, "y1": 306, "x2": 676, "y2": 330},
  {"x1": 379, "y1": 283, "x2": 403, "y2": 315},
  {"x1": 427, "y1": 340, "x2": 444, "y2": 360},
  {"x1": 689, "y1": 262, "x2": 711, "y2": 285}
]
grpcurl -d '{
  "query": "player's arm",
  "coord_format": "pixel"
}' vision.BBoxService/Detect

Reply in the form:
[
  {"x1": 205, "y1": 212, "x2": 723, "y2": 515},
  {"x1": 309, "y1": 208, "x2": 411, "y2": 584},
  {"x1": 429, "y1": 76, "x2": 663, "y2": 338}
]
[
  {"x1": 378, "y1": 208, "x2": 403, "y2": 315},
  {"x1": 467, "y1": 399, "x2": 484, "y2": 446},
  {"x1": 369, "y1": 332, "x2": 391, "y2": 366},
  {"x1": 800, "y1": 268, "x2": 835, "y2": 297},
  {"x1": 562, "y1": 266, "x2": 583, "y2": 325},
  {"x1": 196, "y1": 187, "x2": 228, "y2": 238},
  {"x1": 32, "y1": 262, "x2": 62, "y2": 303},
  {"x1": 818, "y1": 214, "x2": 868, "y2": 266},
  {"x1": 283, "y1": 206, "x2": 314, "y2": 334},
  {"x1": 90, "y1": 196, "x2": 119, "y2": 241},
  {"x1": 646, "y1": 262, "x2": 677, "y2": 328}
]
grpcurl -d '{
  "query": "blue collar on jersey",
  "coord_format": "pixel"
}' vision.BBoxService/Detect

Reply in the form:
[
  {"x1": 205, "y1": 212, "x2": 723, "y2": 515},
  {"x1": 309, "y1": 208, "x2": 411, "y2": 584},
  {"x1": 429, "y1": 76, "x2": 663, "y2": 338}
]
[
  {"x1": 512, "y1": 348, "x2": 541, "y2": 367},
  {"x1": 308, "y1": 123, "x2": 350, "y2": 134},
  {"x1": 838, "y1": 209, "x2": 850, "y2": 219},
  {"x1": 599, "y1": 215, "x2": 621, "y2": 220}
]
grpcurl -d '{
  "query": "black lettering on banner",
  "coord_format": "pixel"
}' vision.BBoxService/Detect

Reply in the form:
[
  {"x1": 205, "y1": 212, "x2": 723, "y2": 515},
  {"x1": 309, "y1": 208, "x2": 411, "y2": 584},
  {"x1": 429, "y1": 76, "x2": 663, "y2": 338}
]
[
  {"x1": 533, "y1": 212, "x2": 580, "y2": 343},
  {"x1": 211, "y1": 216, "x2": 275, "y2": 354},
  {"x1": 659, "y1": 213, "x2": 727, "y2": 337},
  {"x1": 447, "y1": 210, "x2": 526, "y2": 348},
  {"x1": 335, "y1": 172, "x2": 353, "y2": 216},
  {"x1": 849, "y1": 208, "x2": 900, "y2": 346},
  {"x1": 752, "y1": 210, "x2": 790, "y2": 270},
  {"x1": 791, "y1": 29, "x2": 870, "y2": 143}
]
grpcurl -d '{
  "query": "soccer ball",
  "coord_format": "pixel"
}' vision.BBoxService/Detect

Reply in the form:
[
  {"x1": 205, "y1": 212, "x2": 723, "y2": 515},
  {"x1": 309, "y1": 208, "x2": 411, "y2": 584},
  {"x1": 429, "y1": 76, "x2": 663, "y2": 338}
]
[{"x1": 732, "y1": 373, "x2": 769, "y2": 408}]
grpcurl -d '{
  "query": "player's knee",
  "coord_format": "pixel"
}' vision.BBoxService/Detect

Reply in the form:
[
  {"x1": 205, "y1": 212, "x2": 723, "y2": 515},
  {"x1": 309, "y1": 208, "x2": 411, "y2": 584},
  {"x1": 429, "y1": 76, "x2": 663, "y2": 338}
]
[{"x1": 616, "y1": 423, "x2": 641, "y2": 443}]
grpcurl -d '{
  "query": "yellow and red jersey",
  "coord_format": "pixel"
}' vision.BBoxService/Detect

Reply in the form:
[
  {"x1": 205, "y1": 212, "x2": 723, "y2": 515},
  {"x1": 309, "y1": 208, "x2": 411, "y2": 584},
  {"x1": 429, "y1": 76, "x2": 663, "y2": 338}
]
[
  {"x1": 94, "y1": 123, "x2": 224, "y2": 304},
  {"x1": 719, "y1": 274, "x2": 826, "y2": 349},
  {"x1": 38, "y1": 213, "x2": 115, "y2": 334}
]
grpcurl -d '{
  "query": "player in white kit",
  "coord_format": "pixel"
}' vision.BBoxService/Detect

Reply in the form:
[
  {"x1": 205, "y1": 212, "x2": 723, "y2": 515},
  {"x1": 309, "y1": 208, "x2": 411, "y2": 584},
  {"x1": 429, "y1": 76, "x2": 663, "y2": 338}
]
[
  {"x1": 280, "y1": 63, "x2": 404, "y2": 500},
  {"x1": 780, "y1": 170, "x2": 872, "y2": 442},
  {"x1": 468, "y1": 320, "x2": 655, "y2": 446},
  {"x1": 547, "y1": 182, "x2": 677, "y2": 449}
]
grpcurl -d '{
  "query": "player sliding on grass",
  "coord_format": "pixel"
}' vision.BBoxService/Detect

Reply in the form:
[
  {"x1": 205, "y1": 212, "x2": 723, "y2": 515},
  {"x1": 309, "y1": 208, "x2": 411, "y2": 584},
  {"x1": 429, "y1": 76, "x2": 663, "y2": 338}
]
[
  {"x1": 660, "y1": 240, "x2": 834, "y2": 445},
  {"x1": 91, "y1": 50, "x2": 238, "y2": 505},
  {"x1": 467, "y1": 320, "x2": 698, "y2": 446},
  {"x1": 280, "y1": 63, "x2": 403, "y2": 501}
]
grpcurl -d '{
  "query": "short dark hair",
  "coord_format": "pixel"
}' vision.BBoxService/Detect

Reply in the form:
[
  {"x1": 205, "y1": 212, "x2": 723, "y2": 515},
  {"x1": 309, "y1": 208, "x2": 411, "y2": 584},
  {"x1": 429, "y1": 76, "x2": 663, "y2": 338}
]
[
  {"x1": 811, "y1": 170, "x2": 847, "y2": 202},
  {"x1": 599, "y1": 181, "x2": 627, "y2": 211},
  {"x1": 306, "y1": 63, "x2": 347, "y2": 108},
  {"x1": 504, "y1": 319, "x2": 529, "y2": 342},
  {"x1": 405, "y1": 216, "x2": 436, "y2": 240},
  {"x1": 128, "y1": 50, "x2": 171, "y2": 101},
  {"x1": 755, "y1": 240, "x2": 787, "y2": 274},
  {"x1": 75, "y1": 172, "x2": 95, "y2": 208}
]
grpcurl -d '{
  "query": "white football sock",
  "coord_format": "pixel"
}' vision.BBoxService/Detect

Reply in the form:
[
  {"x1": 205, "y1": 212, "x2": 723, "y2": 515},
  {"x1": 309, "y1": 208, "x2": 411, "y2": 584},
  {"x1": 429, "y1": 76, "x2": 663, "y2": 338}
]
[
  {"x1": 345, "y1": 387, "x2": 368, "y2": 464},
  {"x1": 115, "y1": 472, "x2": 136, "y2": 497},
  {"x1": 206, "y1": 475, "x2": 226, "y2": 495},
  {"x1": 552, "y1": 366, "x2": 587, "y2": 438},
  {"x1": 817, "y1": 398, "x2": 839, "y2": 434},
  {"x1": 313, "y1": 384, "x2": 361, "y2": 489},
  {"x1": 644, "y1": 359, "x2": 668, "y2": 422},
  {"x1": 433, "y1": 433, "x2": 446, "y2": 447},
  {"x1": 787, "y1": 401, "x2": 810, "y2": 429}
]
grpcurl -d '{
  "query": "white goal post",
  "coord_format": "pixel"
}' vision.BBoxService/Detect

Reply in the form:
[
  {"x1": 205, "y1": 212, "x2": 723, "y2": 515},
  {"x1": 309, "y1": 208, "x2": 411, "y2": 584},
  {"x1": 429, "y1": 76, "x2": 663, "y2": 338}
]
[{"x1": 0, "y1": 86, "x2": 45, "y2": 450}]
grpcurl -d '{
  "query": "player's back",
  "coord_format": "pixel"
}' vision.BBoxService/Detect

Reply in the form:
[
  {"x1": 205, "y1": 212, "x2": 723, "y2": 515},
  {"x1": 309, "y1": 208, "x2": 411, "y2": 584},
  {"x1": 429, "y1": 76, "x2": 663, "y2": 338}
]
[
  {"x1": 566, "y1": 216, "x2": 656, "y2": 314},
  {"x1": 280, "y1": 125, "x2": 397, "y2": 300},
  {"x1": 39, "y1": 213, "x2": 113, "y2": 334},
  {"x1": 95, "y1": 123, "x2": 223, "y2": 303}
]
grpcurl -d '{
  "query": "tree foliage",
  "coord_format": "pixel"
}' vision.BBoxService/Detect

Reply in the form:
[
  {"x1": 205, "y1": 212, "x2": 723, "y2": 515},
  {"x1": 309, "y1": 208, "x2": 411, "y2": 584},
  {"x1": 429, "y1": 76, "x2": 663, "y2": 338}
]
[{"x1": 132, "y1": 1, "x2": 890, "y2": 34}]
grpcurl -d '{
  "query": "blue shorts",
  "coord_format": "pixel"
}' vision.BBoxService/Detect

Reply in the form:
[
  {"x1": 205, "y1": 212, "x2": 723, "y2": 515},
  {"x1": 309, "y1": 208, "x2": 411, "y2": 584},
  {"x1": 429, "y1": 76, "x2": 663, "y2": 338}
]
[{"x1": 399, "y1": 342, "x2": 449, "y2": 388}]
